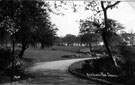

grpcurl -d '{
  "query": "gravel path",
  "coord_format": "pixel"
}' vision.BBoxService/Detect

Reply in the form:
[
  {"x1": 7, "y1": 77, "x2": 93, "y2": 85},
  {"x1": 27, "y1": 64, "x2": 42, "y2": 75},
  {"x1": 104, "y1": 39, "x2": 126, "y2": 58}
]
[
  {"x1": 2, "y1": 58, "x2": 102, "y2": 85},
  {"x1": 29, "y1": 58, "x2": 93, "y2": 71},
  {"x1": 25, "y1": 58, "x2": 102, "y2": 85}
]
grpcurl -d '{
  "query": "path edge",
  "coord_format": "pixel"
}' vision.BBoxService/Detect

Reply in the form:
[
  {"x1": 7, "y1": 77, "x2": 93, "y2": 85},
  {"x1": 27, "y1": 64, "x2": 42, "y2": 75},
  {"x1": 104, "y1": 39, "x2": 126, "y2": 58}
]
[{"x1": 68, "y1": 60, "x2": 123, "y2": 85}]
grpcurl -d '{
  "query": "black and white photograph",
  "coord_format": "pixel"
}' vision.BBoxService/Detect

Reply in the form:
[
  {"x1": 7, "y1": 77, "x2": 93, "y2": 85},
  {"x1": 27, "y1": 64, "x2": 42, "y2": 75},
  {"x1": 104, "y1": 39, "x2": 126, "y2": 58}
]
[{"x1": 0, "y1": 0, "x2": 135, "y2": 85}]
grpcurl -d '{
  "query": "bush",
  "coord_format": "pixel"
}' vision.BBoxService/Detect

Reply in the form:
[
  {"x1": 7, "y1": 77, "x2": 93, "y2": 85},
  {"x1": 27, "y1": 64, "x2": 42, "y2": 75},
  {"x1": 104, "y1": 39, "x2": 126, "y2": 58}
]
[
  {"x1": 92, "y1": 46, "x2": 119, "y2": 55},
  {"x1": 0, "y1": 49, "x2": 12, "y2": 72},
  {"x1": 0, "y1": 49, "x2": 28, "y2": 83},
  {"x1": 118, "y1": 45, "x2": 135, "y2": 75},
  {"x1": 4, "y1": 60, "x2": 27, "y2": 80},
  {"x1": 92, "y1": 46, "x2": 107, "y2": 54},
  {"x1": 0, "y1": 49, "x2": 12, "y2": 83},
  {"x1": 93, "y1": 57, "x2": 118, "y2": 74}
]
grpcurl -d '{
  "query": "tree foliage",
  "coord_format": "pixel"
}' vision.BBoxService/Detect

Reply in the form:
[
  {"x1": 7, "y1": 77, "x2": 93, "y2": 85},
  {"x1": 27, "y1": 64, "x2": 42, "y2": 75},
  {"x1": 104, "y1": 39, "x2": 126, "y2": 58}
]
[
  {"x1": 121, "y1": 32, "x2": 135, "y2": 45},
  {"x1": 0, "y1": 0, "x2": 57, "y2": 58},
  {"x1": 62, "y1": 34, "x2": 78, "y2": 46},
  {"x1": 102, "y1": 19, "x2": 124, "y2": 46},
  {"x1": 80, "y1": 33, "x2": 100, "y2": 45},
  {"x1": 79, "y1": 19, "x2": 101, "y2": 52}
]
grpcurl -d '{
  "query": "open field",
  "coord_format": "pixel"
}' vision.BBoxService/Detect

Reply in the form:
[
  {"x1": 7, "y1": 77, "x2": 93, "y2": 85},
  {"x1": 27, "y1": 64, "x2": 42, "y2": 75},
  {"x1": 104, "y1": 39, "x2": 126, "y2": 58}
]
[{"x1": 24, "y1": 46, "x2": 91, "y2": 62}]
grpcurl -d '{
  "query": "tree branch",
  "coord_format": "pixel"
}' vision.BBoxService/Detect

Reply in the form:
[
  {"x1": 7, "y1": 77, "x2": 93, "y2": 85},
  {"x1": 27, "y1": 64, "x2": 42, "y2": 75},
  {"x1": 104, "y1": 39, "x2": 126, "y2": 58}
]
[
  {"x1": 106, "y1": 1, "x2": 121, "y2": 10},
  {"x1": 101, "y1": 1, "x2": 105, "y2": 10}
]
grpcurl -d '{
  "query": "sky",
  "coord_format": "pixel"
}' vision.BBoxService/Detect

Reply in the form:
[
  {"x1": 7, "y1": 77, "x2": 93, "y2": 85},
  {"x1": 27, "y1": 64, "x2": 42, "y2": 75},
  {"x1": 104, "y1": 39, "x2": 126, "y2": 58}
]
[{"x1": 50, "y1": 1, "x2": 135, "y2": 37}]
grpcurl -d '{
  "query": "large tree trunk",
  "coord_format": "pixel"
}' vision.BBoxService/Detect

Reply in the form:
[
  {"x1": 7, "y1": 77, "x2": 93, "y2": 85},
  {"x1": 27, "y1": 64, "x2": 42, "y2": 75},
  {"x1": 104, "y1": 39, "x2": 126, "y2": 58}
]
[
  {"x1": 101, "y1": 1, "x2": 118, "y2": 67},
  {"x1": 41, "y1": 41, "x2": 45, "y2": 49},
  {"x1": 18, "y1": 42, "x2": 28, "y2": 58},
  {"x1": 102, "y1": 31, "x2": 113, "y2": 57},
  {"x1": 11, "y1": 35, "x2": 15, "y2": 81},
  {"x1": 102, "y1": 31, "x2": 118, "y2": 67},
  {"x1": 19, "y1": 47, "x2": 26, "y2": 58},
  {"x1": 18, "y1": 26, "x2": 28, "y2": 58},
  {"x1": 88, "y1": 42, "x2": 92, "y2": 53}
]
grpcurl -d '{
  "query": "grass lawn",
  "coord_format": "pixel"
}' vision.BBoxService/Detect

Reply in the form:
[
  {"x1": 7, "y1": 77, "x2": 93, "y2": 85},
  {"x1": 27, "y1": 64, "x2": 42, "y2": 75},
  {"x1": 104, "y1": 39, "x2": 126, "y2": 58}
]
[
  {"x1": 52, "y1": 46, "x2": 87, "y2": 52},
  {"x1": 23, "y1": 46, "x2": 90, "y2": 62}
]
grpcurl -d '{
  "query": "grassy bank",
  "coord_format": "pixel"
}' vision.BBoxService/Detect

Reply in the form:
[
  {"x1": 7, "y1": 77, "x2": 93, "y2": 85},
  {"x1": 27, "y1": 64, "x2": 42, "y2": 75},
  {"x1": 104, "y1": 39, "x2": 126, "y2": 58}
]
[{"x1": 69, "y1": 57, "x2": 135, "y2": 85}]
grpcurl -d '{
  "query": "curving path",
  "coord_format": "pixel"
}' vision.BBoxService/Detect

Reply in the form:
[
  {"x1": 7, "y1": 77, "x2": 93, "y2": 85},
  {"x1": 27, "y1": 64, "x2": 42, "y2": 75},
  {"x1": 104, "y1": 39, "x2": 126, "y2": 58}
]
[
  {"x1": 25, "y1": 57, "x2": 102, "y2": 85},
  {"x1": 2, "y1": 57, "x2": 102, "y2": 85},
  {"x1": 29, "y1": 58, "x2": 94, "y2": 71}
]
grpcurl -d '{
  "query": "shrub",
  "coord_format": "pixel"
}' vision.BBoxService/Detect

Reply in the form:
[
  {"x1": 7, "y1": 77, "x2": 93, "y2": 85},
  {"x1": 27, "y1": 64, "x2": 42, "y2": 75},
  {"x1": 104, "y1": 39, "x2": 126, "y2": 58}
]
[
  {"x1": 0, "y1": 49, "x2": 28, "y2": 83},
  {"x1": 92, "y1": 57, "x2": 118, "y2": 74},
  {"x1": 92, "y1": 46, "x2": 107, "y2": 54},
  {"x1": 0, "y1": 49, "x2": 12, "y2": 82},
  {"x1": 118, "y1": 45, "x2": 135, "y2": 75},
  {"x1": 0, "y1": 49, "x2": 12, "y2": 72}
]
